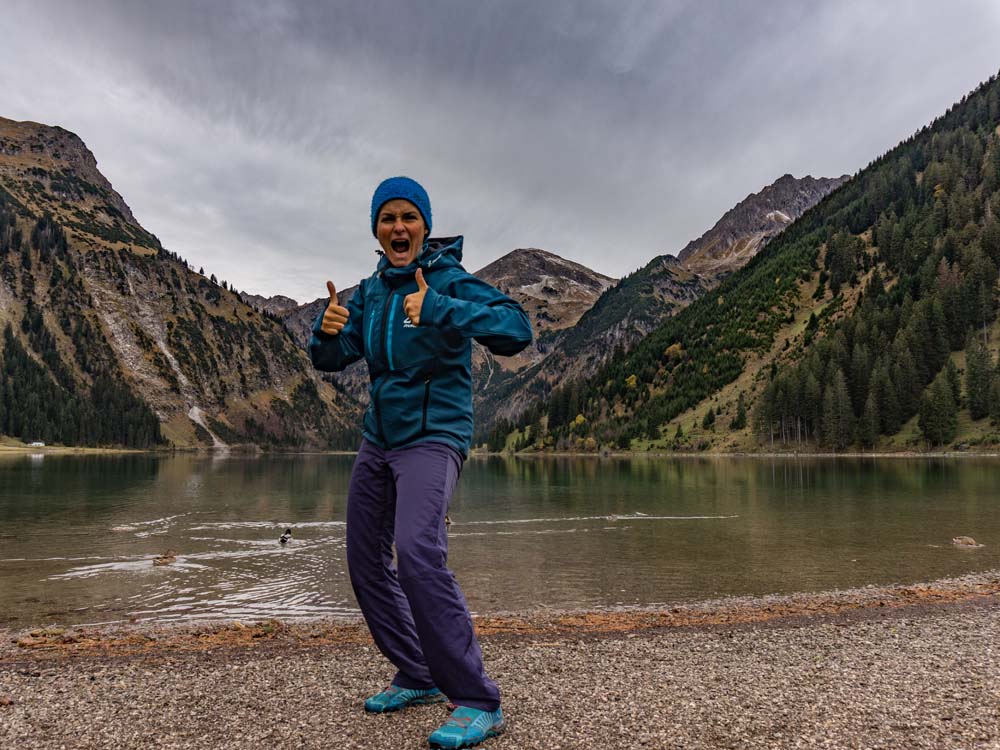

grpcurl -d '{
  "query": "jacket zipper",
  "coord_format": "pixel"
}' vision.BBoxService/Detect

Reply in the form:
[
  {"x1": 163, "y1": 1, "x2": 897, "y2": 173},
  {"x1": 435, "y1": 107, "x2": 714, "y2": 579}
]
[
  {"x1": 421, "y1": 377, "x2": 431, "y2": 434},
  {"x1": 379, "y1": 290, "x2": 394, "y2": 369},
  {"x1": 374, "y1": 289, "x2": 396, "y2": 447},
  {"x1": 385, "y1": 301, "x2": 398, "y2": 370},
  {"x1": 374, "y1": 377, "x2": 388, "y2": 447}
]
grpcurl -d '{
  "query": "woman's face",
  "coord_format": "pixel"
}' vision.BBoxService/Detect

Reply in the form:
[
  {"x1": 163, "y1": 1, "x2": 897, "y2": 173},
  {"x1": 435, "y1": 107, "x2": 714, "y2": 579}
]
[{"x1": 376, "y1": 199, "x2": 428, "y2": 267}]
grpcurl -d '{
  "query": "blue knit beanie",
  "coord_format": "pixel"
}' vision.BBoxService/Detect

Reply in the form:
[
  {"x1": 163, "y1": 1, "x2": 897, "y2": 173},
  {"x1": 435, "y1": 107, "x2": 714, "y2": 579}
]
[{"x1": 370, "y1": 176, "x2": 432, "y2": 237}]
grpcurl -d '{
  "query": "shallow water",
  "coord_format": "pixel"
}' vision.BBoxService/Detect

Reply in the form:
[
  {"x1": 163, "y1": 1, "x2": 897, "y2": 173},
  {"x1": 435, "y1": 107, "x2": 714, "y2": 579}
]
[{"x1": 0, "y1": 453, "x2": 997, "y2": 627}]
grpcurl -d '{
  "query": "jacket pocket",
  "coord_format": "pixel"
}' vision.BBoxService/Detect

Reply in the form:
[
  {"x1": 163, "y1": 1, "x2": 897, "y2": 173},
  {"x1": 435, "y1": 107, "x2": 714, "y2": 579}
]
[
  {"x1": 376, "y1": 374, "x2": 424, "y2": 448},
  {"x1": 393, "y1": 299, "x2": 447, "y2": 369}
]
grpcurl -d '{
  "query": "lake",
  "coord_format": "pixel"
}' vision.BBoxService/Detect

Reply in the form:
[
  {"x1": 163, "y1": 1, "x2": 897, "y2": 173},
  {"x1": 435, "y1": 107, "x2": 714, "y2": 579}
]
[{"x1": 0, "y1": 452, "x2": 997, "y2": 628}]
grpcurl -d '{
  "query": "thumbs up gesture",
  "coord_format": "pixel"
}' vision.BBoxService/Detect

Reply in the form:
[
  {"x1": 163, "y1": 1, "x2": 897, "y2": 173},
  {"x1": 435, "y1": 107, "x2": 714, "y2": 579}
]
[
  {"x1": 320, "y1": 281, "x2": 350, "y2": 335},
  {"x1": 403, "y1": 268, "x2": 429, "y2": 326}
]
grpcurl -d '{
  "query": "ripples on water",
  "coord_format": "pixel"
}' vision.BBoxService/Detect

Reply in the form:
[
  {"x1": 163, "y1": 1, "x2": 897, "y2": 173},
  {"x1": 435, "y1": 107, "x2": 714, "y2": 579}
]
[
  {"x1": 45, "y1": 516, "x2": 352, "y2": 624},
  {"x1": 32, "y1": 512, "x2": 735, "y2": 624},
  {"x1": 1, "y1": 453, "x2": 998, "y2": 627}
]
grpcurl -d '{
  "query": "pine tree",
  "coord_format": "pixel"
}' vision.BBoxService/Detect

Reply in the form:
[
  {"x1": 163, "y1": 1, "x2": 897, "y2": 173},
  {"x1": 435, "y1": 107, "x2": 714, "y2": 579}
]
[
  {"x1": 730, "y1": 392, "x2": 747, "y2": 430},
  {"x1": 891, "y1": 342, "x2": 919, "y2": 416},
  {"x1": 859, "y1": 390, "x2": 880, "y2": 449},
  {"x1": 822, "y1": 368, "x2": 853, "y2": 450},
  {"x1": 701, "y1": 407, "x2": 715, "y2": 430},
  {"x1": 989, "y1": 374, "x2": 1000, "y2": 424},
  {"x1": 804, "y1": 312, "x2": 819, "y2": 343},
  {"x1": 849, "y1": 343, "x2": 871, "y2": 415},
  {"x1": 944, "y1": 359, "x2": 962, "y2": 407},
  {"x1": 918, "y1": 370, "x2": 959, "y2": 445},
  {"x1": 802, "y1": 370, "x2": 822, "y2": 440},
  {"x1": 875, "y1": 364, "x2": 902, "y2": 435},
  {"x1": 965, "y1": 334, "x2": 993, "y2": 419},
  {"x1": 645, "y1": 419, "x2": 660, "y2": 440}
]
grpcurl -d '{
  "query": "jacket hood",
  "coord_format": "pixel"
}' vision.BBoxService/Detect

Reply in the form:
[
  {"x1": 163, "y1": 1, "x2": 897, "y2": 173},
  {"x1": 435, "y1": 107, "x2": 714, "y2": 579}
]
[{"x1": 378, "y1": 235, "x2": 463, "y2": 283}]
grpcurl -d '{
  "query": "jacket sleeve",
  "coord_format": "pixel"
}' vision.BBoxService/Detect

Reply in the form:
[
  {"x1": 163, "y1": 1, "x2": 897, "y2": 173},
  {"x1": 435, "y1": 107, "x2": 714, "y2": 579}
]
[
  {"x1": 421, "y1": 272, "x2": 533, "y2": 356},
  {"x1": 308, "y1": 282, "x2": 366, "y2": 372}
]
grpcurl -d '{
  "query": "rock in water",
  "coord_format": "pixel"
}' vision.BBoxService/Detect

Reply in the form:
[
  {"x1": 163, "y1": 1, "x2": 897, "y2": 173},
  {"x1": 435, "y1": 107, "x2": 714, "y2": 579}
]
[{"x1": 952, "y1": 536, "x2": 978, "y2": 547}]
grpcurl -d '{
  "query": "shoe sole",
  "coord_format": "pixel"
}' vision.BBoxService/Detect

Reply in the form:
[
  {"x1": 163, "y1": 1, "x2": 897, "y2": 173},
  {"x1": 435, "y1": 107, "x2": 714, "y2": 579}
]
[
  {"x1": 364, "y1": 694, "x2": 448, "y2": 714},
  {"x1": 428, "y1": 721, "x2": 506, "y2": 749}
]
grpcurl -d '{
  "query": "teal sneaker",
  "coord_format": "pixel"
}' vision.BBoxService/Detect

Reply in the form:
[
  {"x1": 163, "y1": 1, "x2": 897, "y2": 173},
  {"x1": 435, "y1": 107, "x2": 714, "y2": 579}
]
[
  {"x1": 364, "y1": 685, "x2": 447, "y2": 713},
  {"x1": 428, "y1": 706, "x2": 505, "y2": 749}
]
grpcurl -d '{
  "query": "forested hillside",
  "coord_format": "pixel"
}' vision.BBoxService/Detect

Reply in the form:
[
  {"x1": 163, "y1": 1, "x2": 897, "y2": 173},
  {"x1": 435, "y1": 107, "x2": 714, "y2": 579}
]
[
  {"x1": 0, "y1": 118, "x2": 357, "y2": 449},
  {"x1": 475, "y1": 174, "x2": 844, "y2": 445},
  {"x1": 0, "y1": 193, "x2": 163, "y2": 446},
  {"x1": 498, "y1": 71, "x2": 1000, "y2": 453}
]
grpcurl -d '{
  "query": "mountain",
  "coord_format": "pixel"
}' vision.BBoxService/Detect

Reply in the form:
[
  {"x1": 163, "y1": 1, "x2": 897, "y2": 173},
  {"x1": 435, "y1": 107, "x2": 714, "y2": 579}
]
[
  {"x1": 0, "y1": 117, "x2": 356, "y2": 449},
  {"x1": 503, "y1": 70, "x2": 1000, "y2": 453},
  {"x1": 472, "y1": 253, "x2": 705, "y2": 433},
  {"x1": 240, "y1": 292, "x2": 299, "y2": 317},
  {"x1": 471, "y1": 248, "x2": 615, "y2": 376},
  {"x1": 476, "y1": 248, "x2": 615, "y2": 333},
  {"x1": 677, "y1": 174, "x2": 849, "y2": 278},
  {"x1": 471, "y1": 174, "x2": 847, "y2": 439}
]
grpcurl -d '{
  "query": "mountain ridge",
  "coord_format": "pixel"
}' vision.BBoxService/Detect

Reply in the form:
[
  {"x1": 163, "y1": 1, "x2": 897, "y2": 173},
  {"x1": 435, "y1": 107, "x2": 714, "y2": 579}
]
[
  {"x1": 471, "y1": 173, "x2": 848, "y2": 437},
  {"x1": 498, "y1": 70, "x2": 1000, "y2": 454},
  {"x1": 0, "y1": 116, "x2": 356, "y2": 449},
  {"x1": 676, "y1": 173, "x2": 849, "y2": 277}
]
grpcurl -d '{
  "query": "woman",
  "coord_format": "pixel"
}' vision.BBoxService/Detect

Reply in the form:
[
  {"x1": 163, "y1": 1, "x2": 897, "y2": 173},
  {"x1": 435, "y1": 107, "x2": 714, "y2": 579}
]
[{"x1": 309, "y1": 176, "x2": 532, "y2": 749}]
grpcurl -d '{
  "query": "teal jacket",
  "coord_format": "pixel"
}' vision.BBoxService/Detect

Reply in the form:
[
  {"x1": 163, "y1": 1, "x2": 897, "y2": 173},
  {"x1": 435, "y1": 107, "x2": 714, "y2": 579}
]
[{"x1": 309, "y1": 236, "x2": 533, "y2": 455}]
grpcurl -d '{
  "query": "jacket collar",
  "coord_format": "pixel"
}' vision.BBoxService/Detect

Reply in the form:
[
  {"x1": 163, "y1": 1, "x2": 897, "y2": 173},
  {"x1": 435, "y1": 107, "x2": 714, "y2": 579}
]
[{"x1": 378, "y1": 235, "x2": 463, "y2": 286}]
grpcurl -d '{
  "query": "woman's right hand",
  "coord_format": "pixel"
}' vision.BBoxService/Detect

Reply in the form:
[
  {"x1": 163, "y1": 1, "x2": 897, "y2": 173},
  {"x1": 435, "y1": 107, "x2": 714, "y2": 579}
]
[{"x1": 321, "y1": 281, "x2": 350, "y2": 335}]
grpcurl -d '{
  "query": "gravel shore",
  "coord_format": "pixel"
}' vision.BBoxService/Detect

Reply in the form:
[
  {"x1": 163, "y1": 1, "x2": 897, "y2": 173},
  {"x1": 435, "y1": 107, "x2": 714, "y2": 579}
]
[{"x1": 2, "y1": 572, "x2": 999, "y2": 749}]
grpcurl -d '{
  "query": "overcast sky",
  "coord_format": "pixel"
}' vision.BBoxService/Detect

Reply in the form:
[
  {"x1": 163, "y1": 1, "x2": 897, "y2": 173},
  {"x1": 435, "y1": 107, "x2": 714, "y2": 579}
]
[{"x1": 2, "y1": 1, "x2": 999, "y2": 303}]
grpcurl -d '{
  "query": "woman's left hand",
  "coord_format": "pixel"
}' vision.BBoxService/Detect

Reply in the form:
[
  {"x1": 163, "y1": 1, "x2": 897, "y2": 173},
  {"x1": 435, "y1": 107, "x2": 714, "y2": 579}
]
[{"x1": 403, "y1": 268, "x2": 429, "y2": 326}]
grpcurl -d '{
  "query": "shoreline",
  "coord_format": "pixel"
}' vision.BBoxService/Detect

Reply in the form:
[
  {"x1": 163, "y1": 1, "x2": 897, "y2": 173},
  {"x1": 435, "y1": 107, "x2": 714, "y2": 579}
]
[
  {"x1": 2, "y1": 572, "x2": 997, "y2": 749},
  {"x1": 478, "y1": 448, "x2": 1000, "y2": 459},
  {"x1": 4, "y1": 442, "x2": 1000, "y2": 459},
  {"x1": 4, "y1": 569, "x2": 999, "y2": 661},
  {"x1": 0, "y1": 444, "x2": 145, "y2": 455}
]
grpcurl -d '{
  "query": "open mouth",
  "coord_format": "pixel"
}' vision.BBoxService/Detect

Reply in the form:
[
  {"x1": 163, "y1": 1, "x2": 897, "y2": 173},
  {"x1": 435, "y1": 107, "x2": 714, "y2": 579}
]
[{"x1": 390, "y1": 239, "x2": 411, "y2": 254}]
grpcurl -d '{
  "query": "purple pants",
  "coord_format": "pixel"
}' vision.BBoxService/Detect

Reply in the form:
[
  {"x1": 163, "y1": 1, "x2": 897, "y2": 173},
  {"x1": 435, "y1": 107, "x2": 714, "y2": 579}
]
[{"x1": 346, "y1": 438, "x2": 500, "y2": 711}]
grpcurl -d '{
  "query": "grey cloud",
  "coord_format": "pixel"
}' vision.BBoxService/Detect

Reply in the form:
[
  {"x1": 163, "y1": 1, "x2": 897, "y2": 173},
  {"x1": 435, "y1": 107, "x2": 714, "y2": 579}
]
[{"x1": 1, "y1": 0, "x2": 999, "y2": 302}]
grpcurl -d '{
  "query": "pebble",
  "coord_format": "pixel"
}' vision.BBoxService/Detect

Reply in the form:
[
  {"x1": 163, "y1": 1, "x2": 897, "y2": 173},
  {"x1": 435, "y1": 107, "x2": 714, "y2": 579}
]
[{"x1": 0, "y1": 588, "x2": 998, "y2": 748}]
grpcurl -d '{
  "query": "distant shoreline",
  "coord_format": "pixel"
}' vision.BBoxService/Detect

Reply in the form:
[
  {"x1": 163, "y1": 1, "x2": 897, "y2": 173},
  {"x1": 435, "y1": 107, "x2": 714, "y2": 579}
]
[
  {"x1": 477, "y1": 448, "x2": 1000, "y2": 459},
  {"x1": 0, "y1": 444, "x2": 144, "y2": 456},
  {"x1": 2, "y1": 440, "x2": 999, "y2": 459}
]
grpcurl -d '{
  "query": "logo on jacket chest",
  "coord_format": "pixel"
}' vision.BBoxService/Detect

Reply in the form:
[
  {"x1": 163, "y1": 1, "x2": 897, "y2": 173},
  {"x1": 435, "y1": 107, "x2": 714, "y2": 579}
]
[{"x1": 402, "y1": 318, "x2": 416, "y2": 329}]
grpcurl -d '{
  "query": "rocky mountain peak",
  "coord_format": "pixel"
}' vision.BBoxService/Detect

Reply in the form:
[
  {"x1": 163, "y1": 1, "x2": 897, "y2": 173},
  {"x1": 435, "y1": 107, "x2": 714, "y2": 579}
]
[
  {"x1": 676, "y1": 173, "x2": 848, "y2": 277},
  {"x1": 470, "y1": 173, "x2": 848, "y2": 435},
  {"x1": 240, "y1": 292, "x2": 300, "y2": 317},
  {"x1": 0, "y1": 117, "x2": 153, "y2": 251},
  {"x1": 476, "y1": 247, "x2": 616, "y2": 333}
]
